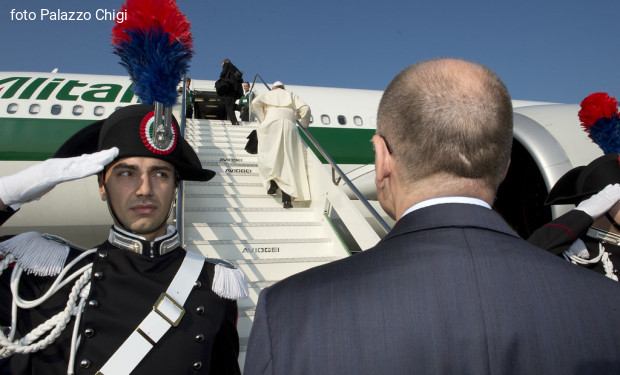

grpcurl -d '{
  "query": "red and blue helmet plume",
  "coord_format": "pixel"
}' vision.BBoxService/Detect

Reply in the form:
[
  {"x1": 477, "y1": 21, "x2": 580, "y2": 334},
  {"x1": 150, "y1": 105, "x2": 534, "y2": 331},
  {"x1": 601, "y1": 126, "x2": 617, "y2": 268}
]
[
  {"x1": 112, "y1": 0, "x2": 193, "y2": 107},
  {"x1": 578, "y1": 92, "x2": 620, "y2": 155}
]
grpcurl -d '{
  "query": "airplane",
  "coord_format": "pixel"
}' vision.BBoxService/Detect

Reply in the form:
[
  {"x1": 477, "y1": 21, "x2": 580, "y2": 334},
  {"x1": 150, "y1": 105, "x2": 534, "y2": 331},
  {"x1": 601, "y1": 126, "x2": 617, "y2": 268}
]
[{"x1": 0, "y1": 71, "x2": 604, "y2": 246}]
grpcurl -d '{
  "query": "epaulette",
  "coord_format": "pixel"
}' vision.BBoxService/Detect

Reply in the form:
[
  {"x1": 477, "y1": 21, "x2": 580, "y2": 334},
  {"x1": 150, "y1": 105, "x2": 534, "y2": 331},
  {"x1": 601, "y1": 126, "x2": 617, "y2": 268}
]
[
  {"x1": 206, "y1": 257, "x2": 249, "y2": 301},
  {"x1": 0, "y1": 232, "x2": 74, "y2": 276}
]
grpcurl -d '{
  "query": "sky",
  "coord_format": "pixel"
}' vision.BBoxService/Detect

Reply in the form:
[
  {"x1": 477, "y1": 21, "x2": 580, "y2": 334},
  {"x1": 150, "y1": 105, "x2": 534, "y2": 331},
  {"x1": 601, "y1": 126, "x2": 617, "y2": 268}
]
[{"x1": 1, "y1": 0, "x2": 619, "y2": 104}]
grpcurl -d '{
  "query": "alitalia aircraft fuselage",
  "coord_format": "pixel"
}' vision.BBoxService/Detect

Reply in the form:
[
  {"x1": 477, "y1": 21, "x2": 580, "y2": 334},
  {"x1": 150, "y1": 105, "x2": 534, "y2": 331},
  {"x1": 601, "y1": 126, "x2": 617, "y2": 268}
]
[{"x1": 0, "y1": 71, "x2": 605, "y2": 244}]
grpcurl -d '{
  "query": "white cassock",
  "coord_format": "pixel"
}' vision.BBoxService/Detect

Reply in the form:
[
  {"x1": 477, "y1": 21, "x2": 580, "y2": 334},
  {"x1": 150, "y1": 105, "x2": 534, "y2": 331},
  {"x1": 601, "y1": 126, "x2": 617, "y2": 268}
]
[{"x1": 252, "y1": 89, "x2": 311, "y2": 201}]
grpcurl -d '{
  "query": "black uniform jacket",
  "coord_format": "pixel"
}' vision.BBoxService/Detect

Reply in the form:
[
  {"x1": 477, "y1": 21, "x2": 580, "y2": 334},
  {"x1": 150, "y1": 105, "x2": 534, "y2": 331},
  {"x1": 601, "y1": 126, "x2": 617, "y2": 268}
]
[
  {"x1": 528, "y1": 209, "x2": 620, "y2": 279},
  {"x1": 0, "y1": 208, "x2": 240, "y2": 375}
]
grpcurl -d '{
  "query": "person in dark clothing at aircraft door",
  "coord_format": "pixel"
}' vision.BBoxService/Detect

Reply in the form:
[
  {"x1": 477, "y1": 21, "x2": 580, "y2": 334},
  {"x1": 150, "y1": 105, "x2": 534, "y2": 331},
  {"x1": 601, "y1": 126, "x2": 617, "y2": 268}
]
[{"x1": 216, "y1": 59, "x2": 243, "y2": 125}]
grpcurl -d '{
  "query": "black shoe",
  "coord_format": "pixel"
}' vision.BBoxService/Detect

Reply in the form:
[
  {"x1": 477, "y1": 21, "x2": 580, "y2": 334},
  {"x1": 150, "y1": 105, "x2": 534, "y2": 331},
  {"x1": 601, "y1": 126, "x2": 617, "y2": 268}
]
[
  {"x1": 282, "y1": 192, "x2": 292, "y2": 208},
  {"x1": 267, "y1": 180, "x2": 278, "y2": 195}
]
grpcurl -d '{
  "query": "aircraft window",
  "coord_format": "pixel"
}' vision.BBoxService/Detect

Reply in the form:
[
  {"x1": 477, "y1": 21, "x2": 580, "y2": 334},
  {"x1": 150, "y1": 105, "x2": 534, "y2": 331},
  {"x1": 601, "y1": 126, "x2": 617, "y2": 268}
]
[
  {"x1": 321, "y1": 115, "x2": 330, "y2": 125},
  {"x1": 94, "y1": 106, "x2": 105, "y2": 117},
  {"x1": 309, "y1": 115, "x2": 314, "y2": 124},
  {"x1": 353, "y1": 116, "x2": 363, "y2": 126},
  {"x1": 51, "y1": 105, "x2": 62, "y2": 115},
  {"x1": 29, "y1": 104, "x2": 40, "y2": 115},
  {"x1": 7, "y1": 103, "x2": 18, "y2": 114},
  {"x1": 337, "y1": 115, "x2": 346, "y2": 125},
  {"x1": 73, "y1": 105, "x2": 84, "y2": 116}
]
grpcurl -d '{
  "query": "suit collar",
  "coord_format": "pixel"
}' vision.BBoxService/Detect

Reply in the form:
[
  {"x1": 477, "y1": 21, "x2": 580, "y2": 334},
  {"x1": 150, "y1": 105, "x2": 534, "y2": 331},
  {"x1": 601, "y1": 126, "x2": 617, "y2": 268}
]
[
  {"x1": 402, "y1": 196, "x2": 490, "y2": 218},
  {"x1": 384, "y1": 203, "x2": 520, "y2": 242}
]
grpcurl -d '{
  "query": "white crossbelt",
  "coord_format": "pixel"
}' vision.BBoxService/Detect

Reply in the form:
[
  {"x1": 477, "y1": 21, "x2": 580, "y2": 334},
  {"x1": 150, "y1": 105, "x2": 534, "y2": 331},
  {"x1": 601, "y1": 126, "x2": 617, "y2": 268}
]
[{"x1": 96, "y1": 251, "x2": 205, "y2": 375}]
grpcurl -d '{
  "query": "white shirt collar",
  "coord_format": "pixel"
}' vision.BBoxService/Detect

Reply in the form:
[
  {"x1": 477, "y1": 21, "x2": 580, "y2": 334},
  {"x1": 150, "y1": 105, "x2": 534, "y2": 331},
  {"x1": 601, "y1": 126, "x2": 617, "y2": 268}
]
[{"x1": 402, "y1": 196, "x2": 491, "y2": 219}]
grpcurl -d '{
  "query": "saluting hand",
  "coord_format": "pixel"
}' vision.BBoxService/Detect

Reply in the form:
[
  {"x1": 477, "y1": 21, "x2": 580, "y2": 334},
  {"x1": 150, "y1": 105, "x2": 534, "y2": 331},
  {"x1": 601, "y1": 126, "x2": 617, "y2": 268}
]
[
  {"x1": 0, "y1": 147, "x2": 119, "y2": 209},
  {"x1": 576, "y1": 183, "x2": 620, "y2": 220}
]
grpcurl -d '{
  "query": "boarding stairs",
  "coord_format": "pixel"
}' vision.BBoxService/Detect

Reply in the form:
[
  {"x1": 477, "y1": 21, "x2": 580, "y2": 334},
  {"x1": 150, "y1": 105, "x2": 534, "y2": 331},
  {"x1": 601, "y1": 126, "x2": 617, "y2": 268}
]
[{"x1": 177, "y1": 117, "x2": 382, "y2": 369}]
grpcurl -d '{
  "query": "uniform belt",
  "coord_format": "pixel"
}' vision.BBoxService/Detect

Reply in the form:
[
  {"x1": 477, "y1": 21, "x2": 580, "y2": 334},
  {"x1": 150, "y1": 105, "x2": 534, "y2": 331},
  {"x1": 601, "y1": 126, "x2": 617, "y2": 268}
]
[{"x1": 96, "y1": 250, "x2": 205, "y2": 375}]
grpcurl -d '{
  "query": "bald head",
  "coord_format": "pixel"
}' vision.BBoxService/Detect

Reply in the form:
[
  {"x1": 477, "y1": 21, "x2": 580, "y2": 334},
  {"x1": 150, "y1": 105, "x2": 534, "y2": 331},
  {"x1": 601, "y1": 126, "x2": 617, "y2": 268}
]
[{"x1": 377, "y1": 58, "x2": 513, "y2": 192}]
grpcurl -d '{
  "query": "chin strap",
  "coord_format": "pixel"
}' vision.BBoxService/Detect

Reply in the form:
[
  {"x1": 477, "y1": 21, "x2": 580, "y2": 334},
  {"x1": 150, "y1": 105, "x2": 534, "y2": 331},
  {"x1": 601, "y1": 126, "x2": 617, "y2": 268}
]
[{"x1": 605, "y1": 213, "x2": 620, "y2": 232}]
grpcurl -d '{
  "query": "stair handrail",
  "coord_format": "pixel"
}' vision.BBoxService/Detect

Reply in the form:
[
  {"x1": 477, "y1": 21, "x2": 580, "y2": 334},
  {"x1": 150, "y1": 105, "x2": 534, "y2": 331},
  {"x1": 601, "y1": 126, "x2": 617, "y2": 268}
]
[
  {"x1": 250, "y1": 74, "x2": 391, "y2": 237},
  {"x1": 176, "y1": 74, "x2": 188, "y2": 245}
]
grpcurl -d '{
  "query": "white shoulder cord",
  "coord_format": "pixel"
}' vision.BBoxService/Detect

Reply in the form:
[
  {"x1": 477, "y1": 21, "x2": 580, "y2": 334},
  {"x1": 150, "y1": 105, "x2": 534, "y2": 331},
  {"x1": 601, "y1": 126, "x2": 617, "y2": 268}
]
[
  {"x1": 563, "y1": 241, "x2": 618, "y2": 281},
  {"x1": 600, "y1": 249, "x2": 618, "y2": 281},
  {"x1": 0, "y1": 253, "x2": 16, "y2": 278},
  {"x1": 0, "y1": 249, "x2": 96, "y2": 370}
]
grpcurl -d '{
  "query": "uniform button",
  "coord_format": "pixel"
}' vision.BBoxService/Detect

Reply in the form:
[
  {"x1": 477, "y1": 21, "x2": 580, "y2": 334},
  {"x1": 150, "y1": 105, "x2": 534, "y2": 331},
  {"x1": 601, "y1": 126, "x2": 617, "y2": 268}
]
[
  {"x1": 98, "y1": 251, "x2": 108, "y2": 259},
  {"x1": 93, "y1": 271, "x2": 104, "y2": 280},
  {"x1": 196, "y1": 306, "x2": 205, "y2": 315},
  {"x1": 194, "y1": 280, "x2": 202, "y2": 289},
  {"x1": 84, "y1": 328, "x2": 95, "y2": 338},
  {"x1": 88, "y1": 299, "x2": 99, "y2": 308},
  {"x1": 193, "y1": 361, "x2": 202, "y2": 370},
  {"x1": 195, "y1": 334, "x2": 204, "y2": 343},
  {"x1": 80, "y1": 359, "x2": 91, "y2": 368}
]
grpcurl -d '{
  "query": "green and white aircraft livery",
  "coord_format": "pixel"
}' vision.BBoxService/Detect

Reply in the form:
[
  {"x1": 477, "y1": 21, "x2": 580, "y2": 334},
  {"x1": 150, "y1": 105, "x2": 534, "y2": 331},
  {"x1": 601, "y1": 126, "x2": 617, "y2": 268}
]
[
  {"x1": 0, "y1": 72, "x2": 378, "y2": 165},
  {"x1": 0, "y1": 73, "x2": 138, "y2": 161}
]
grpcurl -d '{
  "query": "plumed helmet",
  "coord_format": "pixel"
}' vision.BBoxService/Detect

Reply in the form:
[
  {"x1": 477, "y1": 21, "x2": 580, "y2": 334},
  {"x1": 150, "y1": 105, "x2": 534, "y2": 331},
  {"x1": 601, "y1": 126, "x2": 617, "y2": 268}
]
[
  {"x1": 545, "y1": 92, "x2": 620, "y2": 205},
  {"x1": 545, "y1": 153, "x2": 620, "y2": 205},
  {"x1": 54, "y1": 104, "x2": 214, "y2": 181}
]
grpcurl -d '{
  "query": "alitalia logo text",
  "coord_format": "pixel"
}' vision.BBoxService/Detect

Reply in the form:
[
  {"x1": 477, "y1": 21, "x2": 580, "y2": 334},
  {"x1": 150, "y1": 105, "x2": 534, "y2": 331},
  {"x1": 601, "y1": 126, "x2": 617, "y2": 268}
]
[{"x1": 0, "y1": 76, "x2": 136, "y2": 103}]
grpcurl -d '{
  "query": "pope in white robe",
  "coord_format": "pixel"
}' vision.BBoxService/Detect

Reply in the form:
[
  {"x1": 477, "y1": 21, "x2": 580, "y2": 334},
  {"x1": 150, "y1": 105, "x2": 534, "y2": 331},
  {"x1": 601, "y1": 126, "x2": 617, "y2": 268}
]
[{"x1": 251, "y1": 82, "x2": 311, "y2": 204}]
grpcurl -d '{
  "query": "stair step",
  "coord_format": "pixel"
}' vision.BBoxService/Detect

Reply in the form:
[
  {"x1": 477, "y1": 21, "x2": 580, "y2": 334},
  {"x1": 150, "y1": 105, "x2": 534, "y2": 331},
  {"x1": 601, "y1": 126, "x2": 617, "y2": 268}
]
[
  {"x1": 199, "y1": 161, "x2": 258, "y2": 168},
  {"x1": 190, "y1": 139, "x2": 248, "y2": 148},
  {"x1": 199, "y1": 155, "x2": 258, "y2": 165},
  {"x1": 191, "y1": 145, "x2": 253, "y2": 155},
  {"x1": 188, "y1": 237, "x2": 331, "y2": 247},
  {"x1": 194, "y1": 150, "x2": 256, "y2": 158},
  {"x1": 185, "y1": 194, "x2": 293, "y2": 209},
  {"x1": 186, "y1": 134, "x2": 250, "y2": 142},
  {"x1": 191, "y1": 143, "x2": 253, "y2": 151},
  {"x1": 186, "y1": 122, "x2": 258, "y2": 130},
  {"x1": 199, "y1": 164, "x2": 260, "y2": 177},
  {"x1": 185, "y1": 239, "x2": 341, "y2": 262},
  {"x1": 184, "y1": 181, "x2": 266, "y2": 195},
  {"x1": 186, "y1": 127, "x2": 258, "y2": 135},
  {"x1": 205, "y1": 172, "x2": 261, "y2": 184},
  {"x1": 184, "y1": 221, "x2": 324, "y2": 240},
  {"x1": 187, "y1": 120, "x2": 257, "y2": 128},
  {"x1": 184, "y1": 207, "x2": 317, "y2": 223},
  {"x1": 236, "y1": 258, "x2": 342, "y2": 283},
  {"x1": 188, "y1": 247, "x2": 342, "y2": 282}
]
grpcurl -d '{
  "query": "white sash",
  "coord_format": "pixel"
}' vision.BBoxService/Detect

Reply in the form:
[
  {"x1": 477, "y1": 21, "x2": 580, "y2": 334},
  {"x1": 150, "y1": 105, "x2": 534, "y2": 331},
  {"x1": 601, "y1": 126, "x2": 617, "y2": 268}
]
[{"x1": 95, "y1": 251, "x2": 205, "y2": 375}]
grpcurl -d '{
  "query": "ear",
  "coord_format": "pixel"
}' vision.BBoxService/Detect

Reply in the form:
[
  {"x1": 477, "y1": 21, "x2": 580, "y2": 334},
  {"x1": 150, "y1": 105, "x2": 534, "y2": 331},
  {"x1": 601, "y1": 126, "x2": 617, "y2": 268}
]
[
  {"x1": 500, "y1": 157, "x2": 511, "y2": 184},
  {"x1": 373, "y1": 135, "x2": 393, "y2": 188},
  {"x1": 97, "y1": 172, "x2": 107, "y2": 201}
]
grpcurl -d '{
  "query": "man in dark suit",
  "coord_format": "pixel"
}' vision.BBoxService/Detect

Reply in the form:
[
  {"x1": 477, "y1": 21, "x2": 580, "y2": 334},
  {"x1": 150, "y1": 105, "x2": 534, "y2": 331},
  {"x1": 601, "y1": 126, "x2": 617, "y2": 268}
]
[{"x1": 244, "y1": 58, "x2": 620, "y2": 374}]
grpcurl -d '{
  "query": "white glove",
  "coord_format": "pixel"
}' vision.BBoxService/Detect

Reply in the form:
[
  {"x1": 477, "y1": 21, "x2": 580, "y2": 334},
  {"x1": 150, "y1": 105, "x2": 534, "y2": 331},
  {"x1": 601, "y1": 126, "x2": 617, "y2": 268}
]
[
  {"x1": 0, "y1": 147, "x2": 119, "y2": 208},
  {"x1": 575, "y1": 183, "x2": 620, "y2": 220}
]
